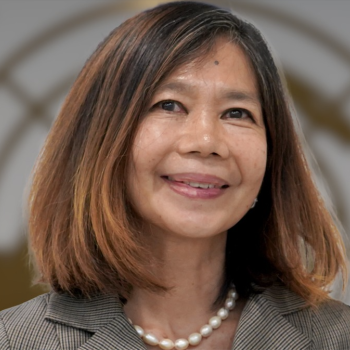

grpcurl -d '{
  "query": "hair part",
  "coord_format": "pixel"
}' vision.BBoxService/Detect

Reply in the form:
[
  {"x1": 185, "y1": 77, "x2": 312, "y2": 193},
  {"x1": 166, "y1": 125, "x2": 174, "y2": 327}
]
[{"x1": 27, "y1": 1, "x2": 347, "y2": 306}]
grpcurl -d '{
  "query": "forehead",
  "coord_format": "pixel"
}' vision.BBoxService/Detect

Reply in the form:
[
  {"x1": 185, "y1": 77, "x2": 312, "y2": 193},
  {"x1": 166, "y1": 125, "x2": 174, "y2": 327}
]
[{"x1": 156, "y1": 39, "x2": 260, "y2": 102}]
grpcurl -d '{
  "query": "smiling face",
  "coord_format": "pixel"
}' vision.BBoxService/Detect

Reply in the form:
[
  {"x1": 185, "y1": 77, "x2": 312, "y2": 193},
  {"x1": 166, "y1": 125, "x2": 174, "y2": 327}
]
[{"x1": 127, "y1": 39, "x2": 267, "y2": 239}]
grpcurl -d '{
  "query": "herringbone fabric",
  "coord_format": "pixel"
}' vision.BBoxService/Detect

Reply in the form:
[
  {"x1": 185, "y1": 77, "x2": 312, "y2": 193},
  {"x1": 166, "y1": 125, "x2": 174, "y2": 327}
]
[{"x1": 1, "y1": 284, "x2": 349, "y2": 349}]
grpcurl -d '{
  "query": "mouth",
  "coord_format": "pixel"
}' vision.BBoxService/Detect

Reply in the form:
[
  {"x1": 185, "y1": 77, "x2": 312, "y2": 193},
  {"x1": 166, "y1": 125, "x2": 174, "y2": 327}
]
[{"x1": 161, "y1": 175, "x2": 230, "y2": 190}]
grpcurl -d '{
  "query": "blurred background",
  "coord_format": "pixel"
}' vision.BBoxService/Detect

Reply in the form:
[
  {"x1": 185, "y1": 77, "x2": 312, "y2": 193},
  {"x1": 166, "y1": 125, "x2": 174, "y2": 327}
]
[{"x1": 1, "y1": 0, "x2": 350, "y2": 311}]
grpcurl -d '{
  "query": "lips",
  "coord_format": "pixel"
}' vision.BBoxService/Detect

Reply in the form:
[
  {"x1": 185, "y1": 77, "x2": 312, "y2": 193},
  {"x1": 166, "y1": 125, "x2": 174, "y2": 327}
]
[
  {"x1": 161, "y1": 173, "x2": 229, "y2": 199},
  {"x1": 163, "y1": 173, "x2": 229, "y2": 189}
]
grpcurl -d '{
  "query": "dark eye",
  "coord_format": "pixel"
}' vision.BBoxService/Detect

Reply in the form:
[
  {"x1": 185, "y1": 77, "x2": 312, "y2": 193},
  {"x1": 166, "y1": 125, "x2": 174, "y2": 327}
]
[
  {"x1": 158, "y1": 100, "x2": 183, "y2": 112},
  {"x1": 224, "y1": 108, "x2": 252, "y2": 120}
]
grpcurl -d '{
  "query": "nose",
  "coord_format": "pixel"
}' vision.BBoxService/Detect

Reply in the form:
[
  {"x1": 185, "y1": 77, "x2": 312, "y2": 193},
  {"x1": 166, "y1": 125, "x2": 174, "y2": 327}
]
[{"x1": 176, "y1": 110, "x2": 229, "y2": 158}]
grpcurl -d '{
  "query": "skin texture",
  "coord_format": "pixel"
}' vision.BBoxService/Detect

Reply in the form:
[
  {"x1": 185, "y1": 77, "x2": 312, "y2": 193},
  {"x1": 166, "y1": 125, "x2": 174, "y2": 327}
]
[{"x1": 124, "y1": 39, "x2": 267, "y2": 349}]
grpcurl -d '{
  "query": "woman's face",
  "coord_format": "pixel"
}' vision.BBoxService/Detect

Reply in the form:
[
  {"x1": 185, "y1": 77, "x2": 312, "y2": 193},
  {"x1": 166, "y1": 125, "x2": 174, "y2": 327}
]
[{"x1": 127, "y1": 39, "x2": 267, "y2": 239}]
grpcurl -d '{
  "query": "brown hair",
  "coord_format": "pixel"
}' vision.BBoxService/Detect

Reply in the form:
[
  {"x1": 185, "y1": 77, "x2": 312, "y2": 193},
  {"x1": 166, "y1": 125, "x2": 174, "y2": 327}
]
[{"x1": 27, "y1": 1, "x2": 347, "y2": 306}]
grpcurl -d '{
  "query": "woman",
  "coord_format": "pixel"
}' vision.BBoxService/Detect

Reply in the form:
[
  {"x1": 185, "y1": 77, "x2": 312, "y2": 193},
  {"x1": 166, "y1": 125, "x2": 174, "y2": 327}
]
[{"x1": 1, "y1": 1, "x2": 349, "y2": 349}]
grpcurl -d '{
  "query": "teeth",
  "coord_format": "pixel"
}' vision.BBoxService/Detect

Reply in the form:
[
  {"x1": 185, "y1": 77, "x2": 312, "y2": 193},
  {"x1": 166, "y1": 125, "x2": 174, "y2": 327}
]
[
  {"x1": 184, "y1": 181, "x2": 215, "y2": 189},
  {"x1": 167, "y1": 176, "x2": 223, "y2": 189}
]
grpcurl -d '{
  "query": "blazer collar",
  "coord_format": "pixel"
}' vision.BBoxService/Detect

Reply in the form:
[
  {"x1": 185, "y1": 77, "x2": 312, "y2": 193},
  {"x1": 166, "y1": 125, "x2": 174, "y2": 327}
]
[
  {"x1": 45, "y1": 291, "x2": 147, "y2": 349},
  {"x1": 232, "y1": 284, "x2": 311, "y2": 349},
  {"x1": 45, "y1": 291, "x2": 123, "y2": 333},
  {"x1": 45, "y1": 284, "x2": 311, "y2": 350}
]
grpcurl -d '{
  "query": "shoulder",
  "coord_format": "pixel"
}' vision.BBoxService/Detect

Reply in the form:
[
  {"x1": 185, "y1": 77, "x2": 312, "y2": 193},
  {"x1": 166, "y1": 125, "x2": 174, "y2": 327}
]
[
  {"x1": 0, "y1": 294, "x2": 56, "y2": 349},
  {"x1": 0, "y1": 293, "x2": 50, "y2": 330},
  {"x1": 1, "y1": 293, "x2": 50, "y2": 322},
  {"x1": 310, "y1": 298, "x2": 350, "y2": 348},
  {"x1": 312, "y1": 297, "x2": 350, "y2": 322},
  {"x1": 0, "y1": 291, "x2": 126, "y2": 350},
  {"x1": 258, "y1": 284, "x2": 350, "y2": 348},
  {"x1": 0, "y1": 293, "x2": 60, "y2": 349}
]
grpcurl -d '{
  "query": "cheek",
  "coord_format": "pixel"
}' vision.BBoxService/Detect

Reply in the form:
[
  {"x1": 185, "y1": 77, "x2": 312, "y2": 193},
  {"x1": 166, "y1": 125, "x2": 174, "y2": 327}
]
[
  {"x1": 132, "y1": 121, "x2": 175, "y2": 164},
  {"x1": 252, "y1": 145, "x2": 267, "y2": 171},
  {"x1": 236, "y1": 137, "x2": 267, "y2": 180},
  {"x1": 128, "y1": 121, "x2": 175, "y2": 191}
]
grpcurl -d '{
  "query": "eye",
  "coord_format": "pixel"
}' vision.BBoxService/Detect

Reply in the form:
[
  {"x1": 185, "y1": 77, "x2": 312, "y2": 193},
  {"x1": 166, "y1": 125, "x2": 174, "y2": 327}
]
[
  {"x1": 223, "y1": 108, "x2": 253, "y2": 120},
  {"x1": 154, "y1": 100, "x2": 185, "y2": 112}
]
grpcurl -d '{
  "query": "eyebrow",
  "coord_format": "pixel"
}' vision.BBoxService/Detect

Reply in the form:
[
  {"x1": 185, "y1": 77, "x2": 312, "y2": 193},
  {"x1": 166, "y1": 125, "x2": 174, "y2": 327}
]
[{"x1": 157, "y1": 81, "x2": 261, "y2": 106}]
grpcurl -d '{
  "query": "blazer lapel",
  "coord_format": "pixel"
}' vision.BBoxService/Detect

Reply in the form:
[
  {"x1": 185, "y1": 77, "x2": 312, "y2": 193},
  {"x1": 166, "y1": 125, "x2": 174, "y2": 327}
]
[
  {"x1": 232, "y1": 285, "x2": 311, "y2": 350},
  {"x1": 45, "y1": 292, "x2": 146, "y2": 350},
  {"x1": 78, "y1": 317, "x2": 146, "y2": 350}
]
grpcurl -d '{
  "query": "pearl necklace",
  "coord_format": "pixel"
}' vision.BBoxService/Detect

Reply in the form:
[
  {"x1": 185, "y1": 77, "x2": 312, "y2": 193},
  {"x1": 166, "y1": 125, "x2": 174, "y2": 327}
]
[{"x1": 128, "y1": 285, "x2": 238, "y2": 350}]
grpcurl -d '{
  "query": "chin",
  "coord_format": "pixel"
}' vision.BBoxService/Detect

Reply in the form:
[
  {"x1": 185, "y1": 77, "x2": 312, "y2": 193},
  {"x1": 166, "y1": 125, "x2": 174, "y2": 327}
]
[{"x1": 158, "y1": 219, "x2": 230, "y2": 239}]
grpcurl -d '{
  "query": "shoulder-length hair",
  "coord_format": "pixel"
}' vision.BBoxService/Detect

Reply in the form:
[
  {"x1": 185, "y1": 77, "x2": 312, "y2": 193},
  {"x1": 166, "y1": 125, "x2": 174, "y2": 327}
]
[{"x1": 28, "y1": 1, "x2": 347, "y2": 306}]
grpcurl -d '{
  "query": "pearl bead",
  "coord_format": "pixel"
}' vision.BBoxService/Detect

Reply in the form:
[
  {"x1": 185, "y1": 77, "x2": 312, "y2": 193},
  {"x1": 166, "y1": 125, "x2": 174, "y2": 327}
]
[
  {"x1": 188, "y1": 332, "x2": 202, "y2": 345},
  {"x1": 209, "y1": 316, "x2": 222, "y2": 329},
  {"x1": 174, "y1": 338, "x2": 189, "y2": 350},
  {"x1": 217, "y1": 307, "x2": 229, "y2": 320},
  {"x1": 229, "y1": 289, "x2": 239, "y2": 300},
  {"x1": 200, "y1": 324, "x2": 213, "y2": 337},
  {"x1": 159, "y1": 338, "x2": 175, "y2": 349},
  {"x1": 134, "y1": 325, "x2": 144, "y2": 337},
  {"x1": 225, "y1": 297, "x2": 235, "y2": 310},
  {"x1": 143, "y1": 333, "x2": 159, "y2": 346}
]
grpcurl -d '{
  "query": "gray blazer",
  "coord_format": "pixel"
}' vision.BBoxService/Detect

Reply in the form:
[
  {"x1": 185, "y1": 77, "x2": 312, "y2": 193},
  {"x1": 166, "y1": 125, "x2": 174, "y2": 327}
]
[{"x1": 0, "y1": 284, "x2": 349, "y2": 349}]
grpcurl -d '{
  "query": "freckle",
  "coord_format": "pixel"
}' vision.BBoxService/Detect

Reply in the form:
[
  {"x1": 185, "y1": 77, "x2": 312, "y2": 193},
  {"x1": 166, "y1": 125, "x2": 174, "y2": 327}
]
[{"x1": 214, "y1": 60, "x2": 219, "y2": 65}]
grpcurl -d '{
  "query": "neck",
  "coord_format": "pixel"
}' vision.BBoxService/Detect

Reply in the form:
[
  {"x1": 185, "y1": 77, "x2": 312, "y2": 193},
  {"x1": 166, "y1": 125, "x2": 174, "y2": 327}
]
[{"x1": 124, "y1": 228, "x2": 227, "y2": 339}]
